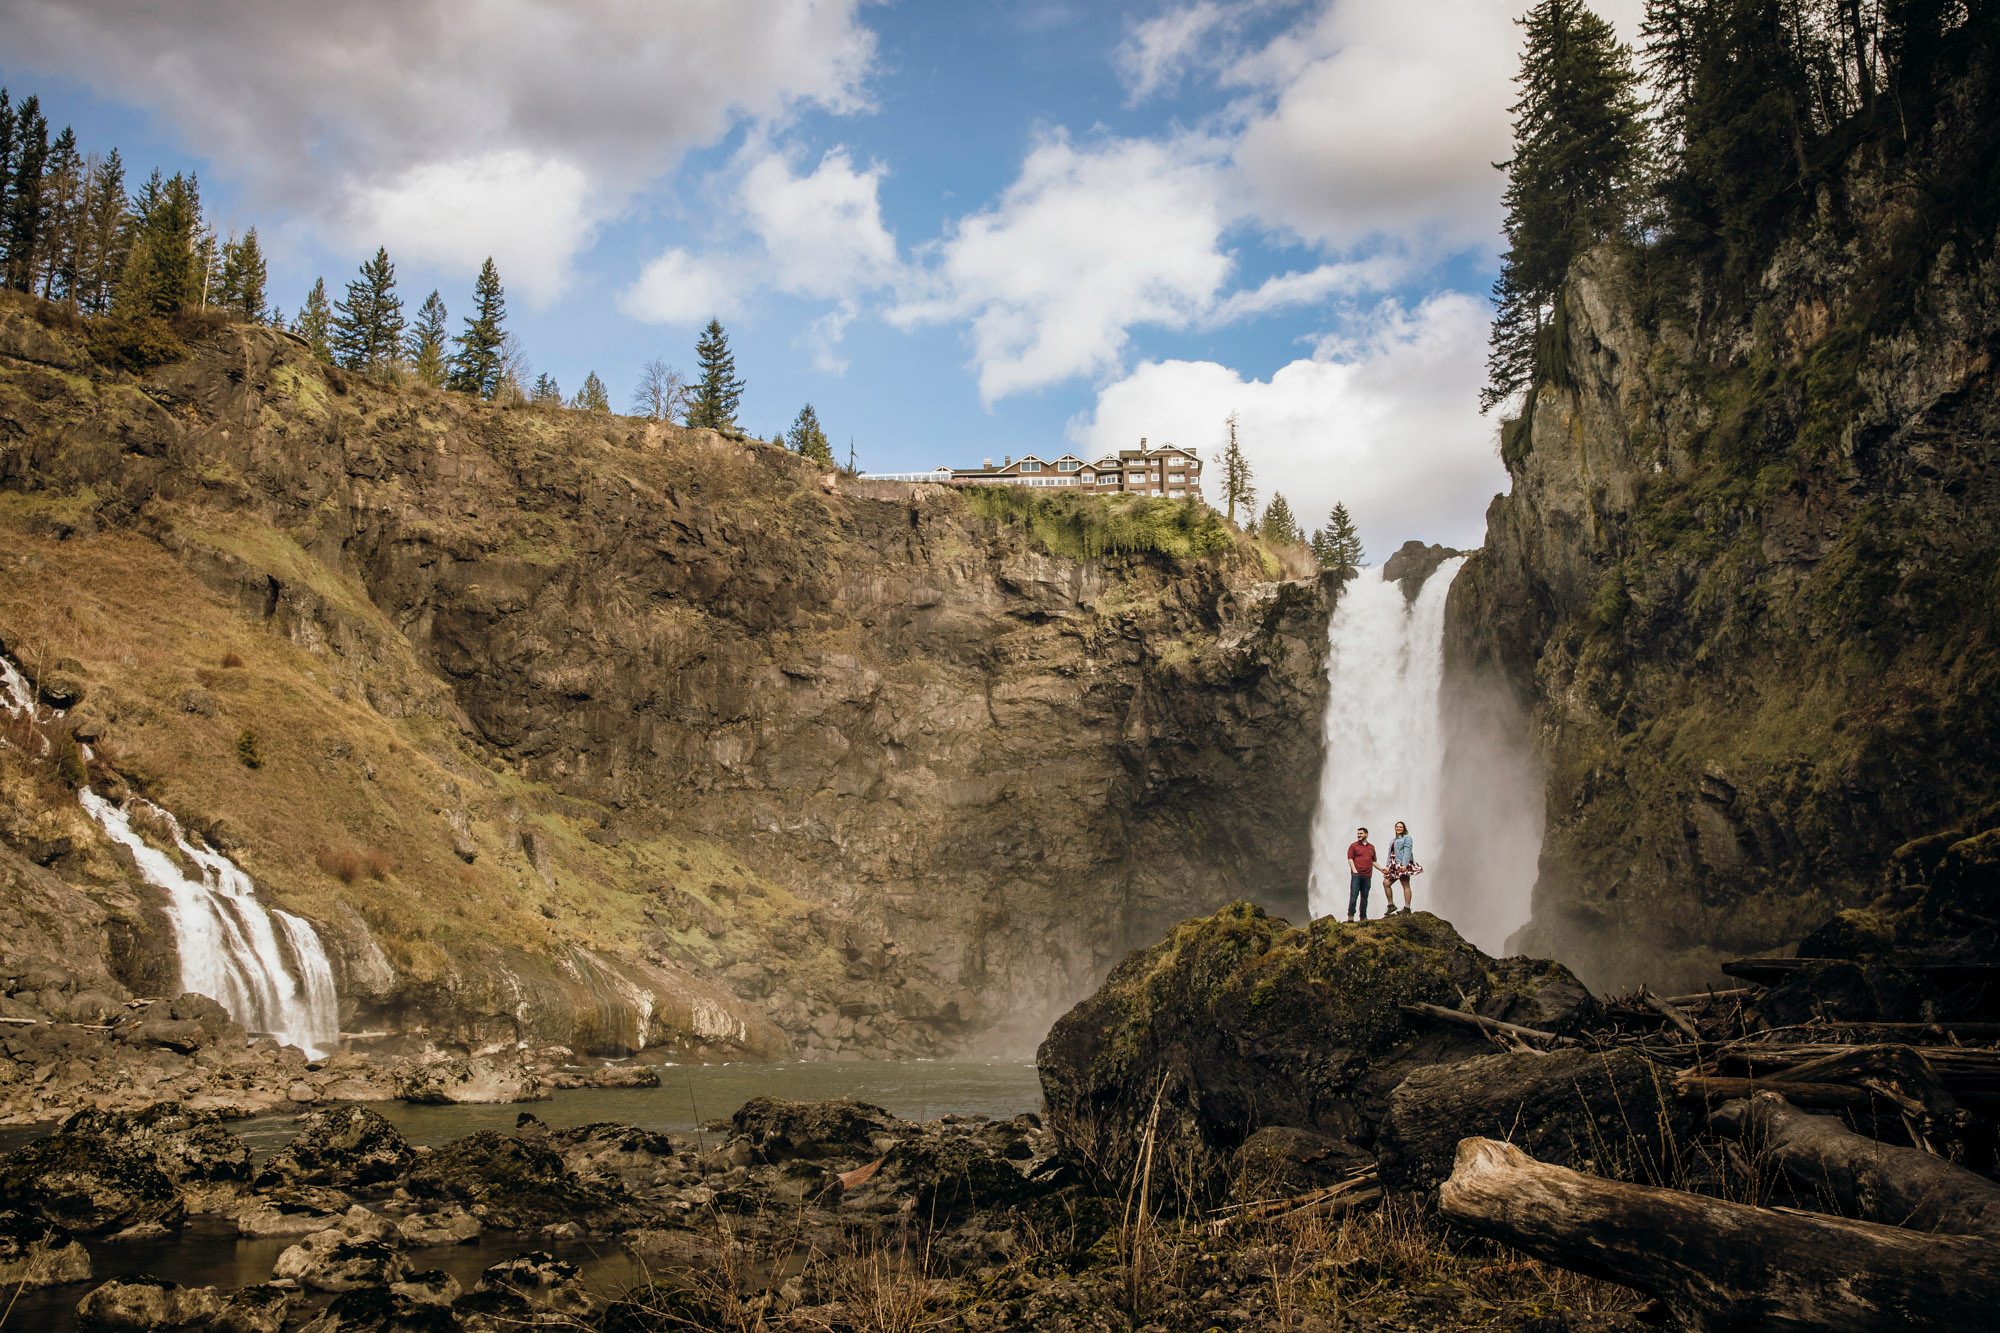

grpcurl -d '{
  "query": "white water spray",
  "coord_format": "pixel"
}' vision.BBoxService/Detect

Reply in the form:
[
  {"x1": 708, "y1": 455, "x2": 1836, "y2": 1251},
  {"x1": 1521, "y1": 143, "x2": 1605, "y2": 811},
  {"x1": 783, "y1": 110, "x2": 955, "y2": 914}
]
[
  {"x1": 1307, "y1": 560, "x2": 1542, "y2": 952},
  {"x1": 79, "y1": 790, "x2": 340, "y2": 1056}
]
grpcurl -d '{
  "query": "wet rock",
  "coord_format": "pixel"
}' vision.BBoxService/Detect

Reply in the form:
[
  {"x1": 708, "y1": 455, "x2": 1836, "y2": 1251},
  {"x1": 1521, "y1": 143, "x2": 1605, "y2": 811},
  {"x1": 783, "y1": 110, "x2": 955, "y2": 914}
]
[
  {"x1": 875, "y1": 1128, "x2": 1052, "y2": 1219},
  {"x1": 234, "y1": 1187, "x2": 354, "y2": 1237},
  {"x1": 543, "y1": 1120, "x2": 683, "y2": 1185},
  {"x1": 537, "y1": 1063, "x2": 661, "y2": 1091},
  {"x1": 0, "y1": 1127, "x2": 185, "y2": 1235},
  {"x1": 273, "y1": 1229, "x2": 411, "y2": 1291},
  {"x1": 392, "y1": 1269, "x2": 464, "y2": 1305},
  {"x1": 396, "y1": 1056, "x2": 546, "y2": 1105},
  {"x1": 256, "y1": 1105, "x2": 414, "y2": 1188},
  {"x1": 121, "y1": 1019, "x2": 211, "y2": 1054},
  {"x1": 74, "y1": 1275, "x2": 223, "y2": 1330},
  {"x1": 36, "y1": 672, "x2": 87, "y2": 709},
  {"x1": 0, "y1": 1208, "x2": 91, "y2": 1288},
  {"x1": 1375, "y1": 1048, "x2": 1697, "y2": 1195},
  {"x1": 476, "y1": 1250, "x2": 597, "y2": 1317},
  {"x1": 299, "y1": 1287, "x2": 458, "y2": 1332},
  {"x1": 1038, "y1": 903, "x2": 1597, "y2": 1196},
  {"x1": 729, "y1": 1096, "x2": 910, "y2": 1163},
  {"x1": 59, "y1": 1103, "x2": 252, "y2": 1191},
  {"x1": 453, "y1": 1286, "x2": 543, "y2": 1331},
  {"x1": 210, "y1": 1284, "x2": 293, "y2": 1333},
  {"x1": 1232, "y1": 1125, "x2": 1374, "y2": 1198},
  {"x1": 395, "y1": 1204, "x2": 481, "y2": 1247},
  {"x1": 404, "y1": 1129, "x2": 636, "y2": 1231}
]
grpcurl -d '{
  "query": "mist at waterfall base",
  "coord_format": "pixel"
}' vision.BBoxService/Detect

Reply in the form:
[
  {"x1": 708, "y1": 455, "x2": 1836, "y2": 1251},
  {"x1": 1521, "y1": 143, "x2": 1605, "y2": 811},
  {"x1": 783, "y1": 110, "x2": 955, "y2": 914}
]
[{"x1": 1307, "y1": 562, "x2": 1543, "y2": 955}]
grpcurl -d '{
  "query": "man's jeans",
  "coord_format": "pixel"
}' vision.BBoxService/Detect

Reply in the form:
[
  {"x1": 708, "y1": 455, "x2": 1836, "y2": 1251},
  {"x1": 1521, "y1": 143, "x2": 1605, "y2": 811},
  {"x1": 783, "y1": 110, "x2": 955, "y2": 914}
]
[{"x1": 1348, "y1": 872, "x2": 1371, "y2": 918}]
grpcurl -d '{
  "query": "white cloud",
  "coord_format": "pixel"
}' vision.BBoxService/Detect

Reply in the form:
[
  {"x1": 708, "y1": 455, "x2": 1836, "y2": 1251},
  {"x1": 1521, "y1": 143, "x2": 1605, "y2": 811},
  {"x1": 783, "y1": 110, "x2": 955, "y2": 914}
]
[
  {"x1": 1074, "y1": 292, "x2": 1499, "y2": 555},
  {"x1": 345, "y1": 152, "x2": 593, "y2": 306},
  {"x1": 2, "y1": 0, "x2": 877, "y2": 298},
  {"x1": 805, "y1": 300, "x2": 861, "y2": 375},
  {"x1": 893, "y1": 133, "x2": 1234, "y2": 402},
  {"x1": 1116, "y1": 2, "x2": 1233, "y2": 102},
  {"x1": 620, "y1": 248, "x2": 747, "y2": 325},
  {"x1": 740, "y1": 146, "x2": 899, "y2": 298}
]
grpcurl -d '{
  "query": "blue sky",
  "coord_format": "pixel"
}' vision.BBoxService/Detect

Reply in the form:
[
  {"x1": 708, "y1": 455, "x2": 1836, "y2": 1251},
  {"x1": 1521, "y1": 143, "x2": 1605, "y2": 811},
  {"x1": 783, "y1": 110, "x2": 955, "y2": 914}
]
[{"x1": 2, "y1": 0, "x2": 1644, "y2": 558}]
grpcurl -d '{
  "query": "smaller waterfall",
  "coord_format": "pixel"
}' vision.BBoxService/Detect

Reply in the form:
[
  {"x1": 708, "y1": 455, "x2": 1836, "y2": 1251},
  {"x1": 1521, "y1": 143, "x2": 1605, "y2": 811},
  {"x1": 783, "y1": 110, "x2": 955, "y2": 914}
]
[{"x1": 80, "y1": 791, "x2": 340, "y2": 1057}]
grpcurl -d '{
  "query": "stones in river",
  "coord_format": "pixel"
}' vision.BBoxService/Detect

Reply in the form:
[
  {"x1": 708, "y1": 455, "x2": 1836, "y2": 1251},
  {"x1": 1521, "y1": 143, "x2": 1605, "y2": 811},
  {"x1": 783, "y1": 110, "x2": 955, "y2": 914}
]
[
  {"x1": 0, "y1": 1207, "x2": 91, "y2": 1289},
  {"x1": 74, "y1": 1276, "x2": 223, "y2": 1331},
  {"x1": 256, "y1": 1105, "x2": 414, "y2": 1189},
  {"x1": 403, "y1": 1130, "x2": 635, "y2": 1232},
  {"x1": 729, "y1": 1095, "x2": 908, "y2": 1163},
  {"x1": 272, "y1": 1208, "x2": 411, "y2": 1292},
  {"x1": 394, "y1": 1205, "x2": 481, "y2": 1248},
  {"x1": 394, "y1": 1056, "x2": 547, "y2": 1106},
  {"x1": 0, "y1": 1125, "x2": 185, "y2": 1236},
  {"x1": 474, "y1": 1251, "x2": 596, "y2": 1318}
]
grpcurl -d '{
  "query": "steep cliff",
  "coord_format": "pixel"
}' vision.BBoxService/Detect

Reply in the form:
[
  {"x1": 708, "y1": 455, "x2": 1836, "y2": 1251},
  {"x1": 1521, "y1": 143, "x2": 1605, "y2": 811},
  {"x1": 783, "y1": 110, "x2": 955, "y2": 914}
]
[
  {"x1": 1448, "y1": 103, "x2": 2000, "y2": 988},
  {"x1": 0, "y1": 296, "x2": 1335, "y2": 1058}
]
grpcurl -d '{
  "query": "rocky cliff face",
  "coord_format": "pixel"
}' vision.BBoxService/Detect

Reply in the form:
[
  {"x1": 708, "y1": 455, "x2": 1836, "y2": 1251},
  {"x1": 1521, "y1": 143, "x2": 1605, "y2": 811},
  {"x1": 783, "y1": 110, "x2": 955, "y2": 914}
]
[
  {"x1": 1448, "y1": 148, "x2": 2000, "y2": 989},
  {"x1": 0, "y1": 296, "x2": 1335, "y2": 1058}
]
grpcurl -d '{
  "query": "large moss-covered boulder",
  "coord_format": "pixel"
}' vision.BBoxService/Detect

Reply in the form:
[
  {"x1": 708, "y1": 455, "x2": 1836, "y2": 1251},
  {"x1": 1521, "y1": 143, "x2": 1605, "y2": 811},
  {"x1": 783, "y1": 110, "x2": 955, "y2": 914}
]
[{"x1": 1036, "y1": 903, "x2": 1596, "y2": 1192}]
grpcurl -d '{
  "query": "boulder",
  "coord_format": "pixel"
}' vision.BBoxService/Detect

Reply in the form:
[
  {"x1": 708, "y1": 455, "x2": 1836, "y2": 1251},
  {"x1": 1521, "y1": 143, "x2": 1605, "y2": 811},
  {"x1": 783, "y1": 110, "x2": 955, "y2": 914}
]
[
  {"x1": 403, "y1": 1130, "x2": 636, "y2": 1231},
  {"x1": 210, "y1": 1285, "x2": 293, "y2": 1333},
  {"x1": 0, "y1": 1207, "x2": 91, "y2": 1289},
  {"x1": 391, "y1": 1269, "x2": 464, "y2": 1305},
  {"x1": 74, "y1": 1276, "x2": 223, "y2": 1331},
  {"x1": 256, "y1": 1105, "x2": 414, "y2": 1188},
  {"x1": 235, "y1": 1189, "x2": 351, "y2": 1238},
  {"x1": 1037, "y1": 903, "x2": 1598, "y2": 1196},
  {"x1": 475, "y1": 1251, "x2": 597, "y2": 1317},
  {"x1": 728, "y1": 1096, "x2": 908, "y2": 1163},
  {"x1": 1375, "y1": 1048, "x2": 1696, "y2": 1195},
  {"x1": 1231, "y1": 1126, "x2": 1373, "y2": 1198},
  {"x1": 874, "y1": 1132, "x2": 1050, "y2": 1218},
  {"x1": 541, "y1": 1120, "x2": 684, "y2": 1185},
  {"x1": 58, "y1": 1104, "x2": 252, "y2": 1190},
  {"x1": 396, "y1": 1056, "x2": 547, "y2": 1105},
  {"x1": 298, "y1": 1287, "x2": 458, "y2": 1332},
  {"x1": 273, "y1": 1230, "x2": 411, "y2": 1292},
  {"x1": 395, "y1": 1204, "x2": 482, "y2": 1247},
  {"x1": 0, "y1": 1129, "x2": 185, "y2": 1235}
]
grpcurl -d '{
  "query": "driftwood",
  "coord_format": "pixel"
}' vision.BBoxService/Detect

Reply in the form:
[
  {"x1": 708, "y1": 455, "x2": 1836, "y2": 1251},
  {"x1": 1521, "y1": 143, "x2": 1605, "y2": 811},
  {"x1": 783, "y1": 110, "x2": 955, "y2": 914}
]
[
  {"x1": 1642, "y1": 987, "x2": 1703, "y2": 1041},
  {"x1": 1723, "y1": 955, "x2": 2000, "y2": 985},
  {"x1": 1398, "y1": 1002, "x2": 1577, "y2": 1048},
  {"x1": 1676, "y1": 1075, "x2": 1889, "y2": 1112},
  {"x1": 1712, "y1": 1092, "x2": 2000, "y2": 1235},
  {"x1": 1205, "y1": 1171, "x2": 1380, "y2": 1234},
  {"x1": 1439, "y1": 1136, "x2": 2000, "y2": 1332}
]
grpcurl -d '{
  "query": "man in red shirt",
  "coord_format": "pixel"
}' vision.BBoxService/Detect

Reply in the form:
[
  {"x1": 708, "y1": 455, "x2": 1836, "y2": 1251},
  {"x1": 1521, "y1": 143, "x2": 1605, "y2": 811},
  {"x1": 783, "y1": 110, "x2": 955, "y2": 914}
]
[{"x1": 1347, "y1": 828, "x2": 1377, "y2": 922}]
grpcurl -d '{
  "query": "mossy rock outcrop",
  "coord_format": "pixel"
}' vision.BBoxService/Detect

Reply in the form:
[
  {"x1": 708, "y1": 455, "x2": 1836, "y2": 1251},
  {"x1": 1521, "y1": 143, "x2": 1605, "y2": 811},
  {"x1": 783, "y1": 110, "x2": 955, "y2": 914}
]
[{"x1": 1036, "y1": 902, "x2": 1597, "y2": 1194}]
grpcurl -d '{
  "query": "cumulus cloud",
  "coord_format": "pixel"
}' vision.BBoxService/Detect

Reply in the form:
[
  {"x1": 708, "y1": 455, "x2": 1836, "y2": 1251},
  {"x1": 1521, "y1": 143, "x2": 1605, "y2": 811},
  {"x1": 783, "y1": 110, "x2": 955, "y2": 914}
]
[
  {"x1": 1116, "y1": 2, "x2": 1235, "y2": 102},
  {"x1": 0, "y1": 0, "x2": 876, "y2": 301},
  {"x1": 740, "y1": 146, "x2": 899, "y2": 299},
  {"x1": 620, "y1": 248, "x2": 748, "y2": 325},
  {"x1": 893, "y1": 132, "x2": 1234, "y2": 402},
  {"x1": 1074, "y1": 292, "x2": 1499, "y2": 555}
]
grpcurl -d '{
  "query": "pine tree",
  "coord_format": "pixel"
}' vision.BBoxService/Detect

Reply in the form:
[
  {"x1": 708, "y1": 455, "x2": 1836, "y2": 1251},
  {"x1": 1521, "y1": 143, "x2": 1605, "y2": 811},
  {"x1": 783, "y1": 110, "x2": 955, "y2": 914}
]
[
  {"x1": 0, "y1": 93, "x2": 15, "y2": 255},
  {"x1": 1259, "y1": 492, "x2": 1302, "y2": 546},
  {"x1": 217, "y1": 227, "x2": 267, "y2": 321},
  {"x1": 447, "y1": 258, "x2": 506, "y2": 397},
  {"x1": 3, "y1": 94, "x2": 48, "y2": 292},
  {"x1": 572, "y1": 370, "x2": 610, "y2": 413},
  {"x1": 38, "y1": 126, "x2": 82, "y2": 301},
  {"x1": 531, "y1": 372, "x2": 562, "y2": 406},
  {"x1": 332, "y1": 246, "x2": 404, "y2": 375},
  {"x1": 291, "y1": 278, "x2": 334, "y2": 362},
  {"x1": 407, "y1": 290, "x2": 448, "y2": 388},
  {"x1": 686, "y1": 318, "x2": 744, "y2": 432},
  {"x1": 73, "y1": 150, "x2": 127, "y2": 314},
  {"x1": 115, "y1": 171, "x2": 202, "y2": 316},
  {"x1": 787, "y1": 403, "x2": 834, "y2": 465},
  {"x1": 1482, "y1": 0, "x2": 1646, "y2": 413},
  {"x1": 1218, "y1": 411, "x2": 1256, "y2": 524},
  {"x1": 1314, "y1": 502, "x2": 1364, "y2": 578}
]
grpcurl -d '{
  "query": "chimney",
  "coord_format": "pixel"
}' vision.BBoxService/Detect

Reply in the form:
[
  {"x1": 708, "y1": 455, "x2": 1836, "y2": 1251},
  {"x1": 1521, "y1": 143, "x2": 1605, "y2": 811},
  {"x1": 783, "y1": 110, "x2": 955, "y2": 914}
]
[
  {"x1": 1004, "y1": 455, "x2": 1012, "y2": 465},
  {"x1": 983, "y1": 459, "x2": 993, "y2": 468},
  {"x1": 1139, "y1": 436, "x2": 1147, "y2": 449}
]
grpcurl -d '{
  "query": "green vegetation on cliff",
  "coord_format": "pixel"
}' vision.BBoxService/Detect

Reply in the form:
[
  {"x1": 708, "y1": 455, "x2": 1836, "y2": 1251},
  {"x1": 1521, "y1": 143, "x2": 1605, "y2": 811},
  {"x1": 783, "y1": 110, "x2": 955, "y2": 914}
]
[{"x1": 964, "y1": 486, "x2": 1236, "y2": 562}]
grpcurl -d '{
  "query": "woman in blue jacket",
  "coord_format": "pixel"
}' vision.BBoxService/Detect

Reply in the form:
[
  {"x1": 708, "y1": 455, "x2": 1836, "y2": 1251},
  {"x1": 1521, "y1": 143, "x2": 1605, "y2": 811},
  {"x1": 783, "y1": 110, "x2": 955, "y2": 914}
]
[{"x1": 1383, "y1": 821, "x2": 1422, "y2": 915}]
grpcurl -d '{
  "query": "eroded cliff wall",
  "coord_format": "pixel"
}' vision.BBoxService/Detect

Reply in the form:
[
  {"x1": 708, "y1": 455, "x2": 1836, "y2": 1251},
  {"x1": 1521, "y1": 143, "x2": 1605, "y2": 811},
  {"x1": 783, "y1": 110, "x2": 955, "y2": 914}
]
[
  {"x1": 0, "y1": 299, "x2": 1334, "y2": 1056},
  {"x1": 1448, "y1": 142, "x2": 2000, "y2": 989}
]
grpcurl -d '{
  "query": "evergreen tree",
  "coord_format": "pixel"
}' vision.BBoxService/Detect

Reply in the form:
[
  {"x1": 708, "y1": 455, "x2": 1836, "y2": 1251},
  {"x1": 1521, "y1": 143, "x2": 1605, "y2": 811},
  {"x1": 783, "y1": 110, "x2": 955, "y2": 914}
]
[
  {"x1": 787, "y1": 403, "x2": 834, "y2": 464},
  {"x1": 38, "y1": 126, "x2": 82, "y2": 301},
  {"x1": 1259, "y1": 492, "x2": 1302, "y2": 546},
  {"x1": 1218, "y1": 411, "x2": 1256, "y2": 524},
  {"x1": 686, "y1": 318, "x2": 744, "y2": 431},
  {"x1": 1482, "y1": 0, "x2": 1646, "y2": 413},
  {"x1": 0, "y1": 93, "x2": 14, "y2": 254},
  {"x1": 1313, "y1": 502, "x2": 1365, "y2": 578},
  {"x1": 73, "y1": 149, "x2": 127, "y2": 314},
  {"x1": 291, "y1": 278, "x2": 334, "y2": 362},
  {"x1": 407, "y1": 290, "x2": 448, "y2": 388},
  {"x1": 447, "y1": 257, "x2": 506, "y2": 397},
  {"x1": 331, "y1": 246, "x2": 404, "y2": 375},
  {"x1": 572, "y1": 370, "x2": 610, "y2": 412},
  {"x1": 217, "y1": 227, "x2": 267, "y2": 321},
  {"x1": 115, "y1": 171, "x2": 202, "y2": 316},
  {"x1": 3, "y1": 94, "x2": 48, "y2": 292},
  {"x1": 530, "y1": 372, "x2": 562, "y2": 406}
]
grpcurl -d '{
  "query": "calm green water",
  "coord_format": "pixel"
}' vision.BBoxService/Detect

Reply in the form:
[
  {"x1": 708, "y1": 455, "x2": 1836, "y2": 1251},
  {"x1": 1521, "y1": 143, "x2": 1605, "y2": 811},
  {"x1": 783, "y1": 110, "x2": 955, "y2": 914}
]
[{"x1": 3, "y1": 1061, "x2": 1043, "y2": 1331}]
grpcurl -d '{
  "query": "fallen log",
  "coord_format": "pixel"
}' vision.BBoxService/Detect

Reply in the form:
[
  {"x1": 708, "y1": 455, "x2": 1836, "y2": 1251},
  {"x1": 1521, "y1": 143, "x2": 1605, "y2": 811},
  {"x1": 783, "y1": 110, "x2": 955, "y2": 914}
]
[
  {"x1": 1712, "y1": 1092, "x2": 2000, "y2": 1235},
  {"x1": 1723, "y1": 956, "x2": 2000, "y2": 985},
  {"x1": 1398, "y1": 1002, "x2": 1577, "y2": 1048},
  {"x1": 1660, "y1": 987, "x2": 1755, "y2": 1007},
  {"x1": 1439, "y1": 1136, "x2": 2000, "y2": 1332},
  {"x1": 1675, "y1": 1075, "x2": 1885, "y2": 1112},
  {"x1": 1642, "y1": 988, "x2": 1703, "y2": 1042}
]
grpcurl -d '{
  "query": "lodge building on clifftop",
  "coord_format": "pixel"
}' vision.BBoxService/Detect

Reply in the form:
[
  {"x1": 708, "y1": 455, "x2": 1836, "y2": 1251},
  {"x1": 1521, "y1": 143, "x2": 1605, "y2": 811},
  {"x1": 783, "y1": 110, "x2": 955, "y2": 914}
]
[{"x1": 862, "y1": 439, "x2": 1204, "y2": 499}]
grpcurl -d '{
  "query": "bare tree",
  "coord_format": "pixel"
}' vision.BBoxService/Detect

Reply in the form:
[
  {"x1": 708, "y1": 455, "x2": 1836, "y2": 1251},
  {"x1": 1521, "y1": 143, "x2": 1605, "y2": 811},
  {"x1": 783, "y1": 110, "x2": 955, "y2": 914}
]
[
  {"x1": 631, "y1": 357, "x2": 691, "y2": 422},
  {"x1": 493, "y1": 332, "x2": 533, "y2": 405}
]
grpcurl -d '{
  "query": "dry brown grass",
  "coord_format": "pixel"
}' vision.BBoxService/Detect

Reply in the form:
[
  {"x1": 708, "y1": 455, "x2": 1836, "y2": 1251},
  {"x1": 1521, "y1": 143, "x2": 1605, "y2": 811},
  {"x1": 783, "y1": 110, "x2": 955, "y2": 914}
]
[
  {"x1": 315, "y1": 845, "x2": 362, "y2": 884},
  {"x1": 219, "y1": 649, "x2": 245, "y2": 669},
  {"x1": 361, "y1": 846, "x2": 396, "y2": 881}
]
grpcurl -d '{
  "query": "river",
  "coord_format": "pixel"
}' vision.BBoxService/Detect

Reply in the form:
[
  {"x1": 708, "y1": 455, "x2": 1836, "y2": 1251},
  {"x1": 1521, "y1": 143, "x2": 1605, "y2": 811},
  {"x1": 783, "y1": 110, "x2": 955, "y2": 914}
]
[{"x1": 4, "y1": 1059, "x2": 1042, "y2": 1331}]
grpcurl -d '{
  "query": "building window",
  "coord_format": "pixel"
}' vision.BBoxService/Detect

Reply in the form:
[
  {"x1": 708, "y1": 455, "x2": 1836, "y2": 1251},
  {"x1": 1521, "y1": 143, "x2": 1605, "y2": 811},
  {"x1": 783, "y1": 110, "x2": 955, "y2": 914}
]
[
  {"x1": 1168, "y1": 473, "x2": 1184, "y2": 482},
  {"x1": 1020, "y1": 460, "x2": 1041, "y2": 473},
  {"x1": 1058, "y1": 460, "x2": 1079, "y2": 472}
]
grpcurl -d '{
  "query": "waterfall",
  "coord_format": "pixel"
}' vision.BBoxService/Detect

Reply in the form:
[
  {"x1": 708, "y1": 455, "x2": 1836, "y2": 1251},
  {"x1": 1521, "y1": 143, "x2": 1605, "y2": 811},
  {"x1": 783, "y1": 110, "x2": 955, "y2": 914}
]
[
  {"x1": 79, "y1": 790, "x2": 340, "y2": 1057},
  {"x1": 1307, "y1": 557, "x2": 1536, "y2": 951}
]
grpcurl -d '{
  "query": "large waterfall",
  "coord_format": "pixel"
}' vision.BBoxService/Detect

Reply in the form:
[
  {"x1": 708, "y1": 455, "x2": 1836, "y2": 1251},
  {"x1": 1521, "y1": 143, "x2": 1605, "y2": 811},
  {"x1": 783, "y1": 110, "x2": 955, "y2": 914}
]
[
  {"x1": 4, "y1": 654, "x2": 338, "y2": 1055},
  {"x1": 1307, "y1": 560, "x2": 1540, "y2": 951}
]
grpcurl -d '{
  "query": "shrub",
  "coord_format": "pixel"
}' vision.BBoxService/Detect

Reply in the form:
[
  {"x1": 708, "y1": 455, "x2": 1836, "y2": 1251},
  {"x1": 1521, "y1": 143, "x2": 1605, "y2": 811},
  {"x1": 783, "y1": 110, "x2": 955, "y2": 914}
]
[
  {"x1": 220, "y1": 650, "x2": 245, "y2": 669},
  {"x1": 362, "y1": 847, "x2": 396, "y2": 881},
  {"x1": 316, "y1": 845, "x2": 361, "y2": 884},
  {"x1": 85, "y1": 313, "x2": 187, "y2": 373},
  {"x1": 236, "y1": 728, "x2": 262, "y2": 769},
  {"x1": 963, "y1": 488, "x2": 1234, "y2": 562},
  {"x1": 54, "y1": 732, "x2": 89, "y2": 789}
]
